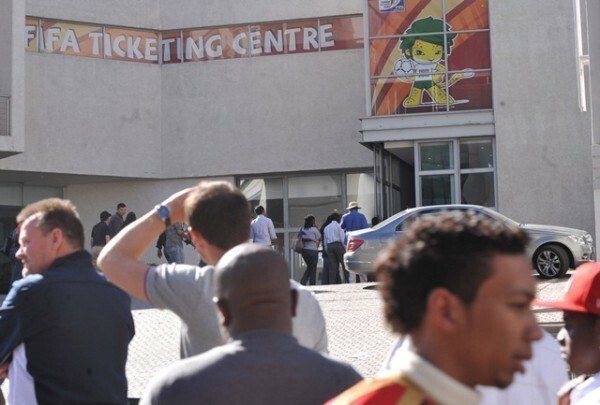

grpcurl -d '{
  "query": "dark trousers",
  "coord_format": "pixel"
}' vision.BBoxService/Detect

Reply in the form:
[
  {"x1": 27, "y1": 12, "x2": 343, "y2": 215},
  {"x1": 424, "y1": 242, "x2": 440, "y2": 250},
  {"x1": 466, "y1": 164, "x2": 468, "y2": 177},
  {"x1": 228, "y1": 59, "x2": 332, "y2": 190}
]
[
  {"x1": 321, "y1": 255, "x2": 329, "y2": 285},
  {"x1": 327, "y1": 242, "x2": 346, "y2": 284},
  {"x1": 300, "y1": 249, "x2": 319, "y2": 286}
]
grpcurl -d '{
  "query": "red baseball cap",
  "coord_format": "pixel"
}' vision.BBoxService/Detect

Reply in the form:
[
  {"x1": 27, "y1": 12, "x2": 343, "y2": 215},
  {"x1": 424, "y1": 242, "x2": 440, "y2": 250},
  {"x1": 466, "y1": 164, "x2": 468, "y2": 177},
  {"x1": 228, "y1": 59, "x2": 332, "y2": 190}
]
[{"x1": 534, "y1": 262, "x2": 600, "y2": 316}]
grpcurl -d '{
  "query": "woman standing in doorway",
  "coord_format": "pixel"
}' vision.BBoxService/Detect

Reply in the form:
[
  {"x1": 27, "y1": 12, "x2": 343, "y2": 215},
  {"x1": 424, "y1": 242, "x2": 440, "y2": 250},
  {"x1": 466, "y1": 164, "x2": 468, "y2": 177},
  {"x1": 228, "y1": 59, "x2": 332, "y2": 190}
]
[{"x1": 300, "y1": 215, "x2": 321, "y2": 286}]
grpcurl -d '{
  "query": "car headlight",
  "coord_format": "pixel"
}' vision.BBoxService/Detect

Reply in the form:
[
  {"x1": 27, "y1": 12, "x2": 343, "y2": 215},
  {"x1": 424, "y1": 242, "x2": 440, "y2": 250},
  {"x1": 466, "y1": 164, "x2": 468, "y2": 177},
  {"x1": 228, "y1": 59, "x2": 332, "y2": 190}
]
[
  {"x1": 568, "y1": 234, "x2": 587, "y2": 245},
  {"x1": 585, "y1": 233, "x2": 594, "y2": 245}
]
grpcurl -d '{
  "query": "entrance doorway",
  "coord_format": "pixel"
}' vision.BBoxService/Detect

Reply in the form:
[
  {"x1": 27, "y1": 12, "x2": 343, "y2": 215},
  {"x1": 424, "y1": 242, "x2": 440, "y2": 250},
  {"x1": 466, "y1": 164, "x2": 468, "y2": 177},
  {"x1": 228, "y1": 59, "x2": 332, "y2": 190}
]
[
  {"x1": 374, "y1": 137, "x2": 497, "y2": 219},
  {"x1": 374, "y1": 143, "x2": 416, "y2": 220}
]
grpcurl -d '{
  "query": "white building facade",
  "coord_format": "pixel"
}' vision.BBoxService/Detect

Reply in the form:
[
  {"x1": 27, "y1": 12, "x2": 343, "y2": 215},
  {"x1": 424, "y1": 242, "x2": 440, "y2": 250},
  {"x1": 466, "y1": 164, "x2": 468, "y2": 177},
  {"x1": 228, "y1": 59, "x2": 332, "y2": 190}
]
[{"x1": 0, "y1": 0, "x2": 598, "y2": 284}]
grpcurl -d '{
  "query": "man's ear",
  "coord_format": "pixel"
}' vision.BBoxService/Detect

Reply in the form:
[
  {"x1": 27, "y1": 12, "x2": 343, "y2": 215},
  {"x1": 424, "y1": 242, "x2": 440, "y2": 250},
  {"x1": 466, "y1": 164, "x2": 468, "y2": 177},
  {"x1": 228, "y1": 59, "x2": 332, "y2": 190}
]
[
  {"x1": 50, "y1": 228, "x2": 64, "y2": 252},
  {"x1": 290, "y1": 289, "x2": 298, "y2": 318},
  {"x1": 426, "y1": 288, "x2": 465, "y2": 332},
  {"x1": 188, "y1": 228, "x2": 205, "y2": 249},
  {"x1": 215, "y1": 298, "x2": 231, "y2": 327}
]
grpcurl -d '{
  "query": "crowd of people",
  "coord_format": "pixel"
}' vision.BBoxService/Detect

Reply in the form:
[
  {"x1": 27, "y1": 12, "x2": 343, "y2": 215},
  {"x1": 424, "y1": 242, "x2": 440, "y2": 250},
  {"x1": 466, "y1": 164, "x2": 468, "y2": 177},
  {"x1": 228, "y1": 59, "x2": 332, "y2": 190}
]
[{"x1": 0, "y1": 180, "x2": 597, "y2": 404}]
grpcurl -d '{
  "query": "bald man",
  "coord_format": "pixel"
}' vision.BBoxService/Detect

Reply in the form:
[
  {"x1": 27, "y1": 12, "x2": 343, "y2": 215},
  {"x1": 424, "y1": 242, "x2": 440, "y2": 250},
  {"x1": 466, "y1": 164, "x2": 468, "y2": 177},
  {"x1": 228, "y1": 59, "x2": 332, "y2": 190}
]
[{"x1": 140, "y1": 245, "x2": 361, "y2": 405}]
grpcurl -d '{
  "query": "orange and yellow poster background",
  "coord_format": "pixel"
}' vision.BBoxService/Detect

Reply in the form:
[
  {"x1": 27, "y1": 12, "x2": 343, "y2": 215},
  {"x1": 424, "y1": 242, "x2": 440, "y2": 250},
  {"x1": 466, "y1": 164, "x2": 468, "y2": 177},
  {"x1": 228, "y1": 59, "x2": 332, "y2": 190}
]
[{"x1": 368, "y1": 0, "x2": 492, "y2": 116}]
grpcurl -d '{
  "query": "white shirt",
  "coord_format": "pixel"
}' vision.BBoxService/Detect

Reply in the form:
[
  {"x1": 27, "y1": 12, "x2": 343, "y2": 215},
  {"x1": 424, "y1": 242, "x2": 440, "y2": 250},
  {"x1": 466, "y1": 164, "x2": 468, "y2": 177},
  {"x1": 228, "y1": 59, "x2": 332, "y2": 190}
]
[
  {"x1": 8, "y1": 343, "x2": 38, "y2": 405},
  {"x1": 250, "y1": 215, "x2": 277, "y2": 245},
  {"x1": 388, "y1": 344, "x2": 480, "y2": 405},
  {"x1": 290, "y1": 280, "x2": 328, "y2": 354},
  {"x1": 323, "y1": 221, "x2": 345, "y2": 246},
  {"x1": 479, "y1": 329, "x2": 567, "y2": 404},
  {"x1": 571, "y1": 372, "x2": 600, "y2": 404},
  {"x1": 413, "y1": 61, "x2": 437, "y2": 81},
  {"x1": 382, "y1": 331, "x2": 567, "y2": 405}
]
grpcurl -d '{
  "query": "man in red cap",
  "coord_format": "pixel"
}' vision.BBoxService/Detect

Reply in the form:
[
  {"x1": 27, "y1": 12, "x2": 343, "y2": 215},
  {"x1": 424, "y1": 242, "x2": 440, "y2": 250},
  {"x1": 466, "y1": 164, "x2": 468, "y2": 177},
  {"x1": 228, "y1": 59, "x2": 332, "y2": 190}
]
[{"x1": 535, "y1": 262, "x2": 600, "y2": 404}]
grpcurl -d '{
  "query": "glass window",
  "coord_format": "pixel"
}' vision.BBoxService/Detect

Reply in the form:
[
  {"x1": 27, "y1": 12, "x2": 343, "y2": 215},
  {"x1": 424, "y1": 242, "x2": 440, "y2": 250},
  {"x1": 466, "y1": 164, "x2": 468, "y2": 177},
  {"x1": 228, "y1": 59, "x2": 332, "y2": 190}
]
[
  {"x1": 0, "y1": 184, "x2": 23, "y2": 206},
  {"x1": 416, "y1": 137, "x2": 495, "y2": 208},
  {"x1": 460, "y1": 139, "x2": 493, "y2": 169},
  {"x1": 461, "y1": 172, "x2": 495, "y2": 206},
  {"x1": 23, "y1": 186, "x2": 63, "y2": 205},
  {"x1": 347, "y1": 173, "x2": 376, "y2": 224},
  {"x1": 239, "y1": 178, "x2": 284, "y2": 227},
  {"x1": 420, "y1": 142, "x2": 453, "y2": 171},
  {"x1": 367, "y1": 0, "x2": 491, "y2": 116},
  {"x1": 420, "y1": 174, "x2": 454, "y2": 205},
  {"x1": 288, "y1": 175, "x2": 342, "y2": 228}
]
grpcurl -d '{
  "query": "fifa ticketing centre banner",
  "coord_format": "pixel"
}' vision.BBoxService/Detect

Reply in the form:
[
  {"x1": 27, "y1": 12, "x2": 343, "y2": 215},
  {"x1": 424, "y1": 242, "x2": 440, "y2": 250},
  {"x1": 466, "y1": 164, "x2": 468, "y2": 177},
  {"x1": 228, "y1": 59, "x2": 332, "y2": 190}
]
[
  {"x1": 367, "y1": 0, "x2": 492, "y2": 116},
  {"x1": 25, "y1": 16, "x2": 363, "y2": 64}
]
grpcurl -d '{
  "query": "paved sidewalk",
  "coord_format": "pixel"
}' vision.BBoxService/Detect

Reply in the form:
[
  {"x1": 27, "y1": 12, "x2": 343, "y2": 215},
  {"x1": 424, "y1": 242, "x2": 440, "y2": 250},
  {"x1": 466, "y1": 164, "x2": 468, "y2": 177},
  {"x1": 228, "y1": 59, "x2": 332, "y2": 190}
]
[
  {"x1": 0, "y1": 272, "x2": 569, "y2": 402},
  {"x1": 126, "y1": 273, "x2": 567, "y2": 399}
]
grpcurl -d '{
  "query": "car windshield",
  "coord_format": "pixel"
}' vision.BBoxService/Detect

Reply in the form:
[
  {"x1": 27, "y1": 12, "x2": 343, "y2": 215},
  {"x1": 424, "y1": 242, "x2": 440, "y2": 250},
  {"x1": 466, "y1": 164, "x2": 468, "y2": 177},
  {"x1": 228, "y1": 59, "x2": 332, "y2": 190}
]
[
  {"x1": 370, "y1": 208, "x2": 414, "y2": 230},
  {"x1": 479, "y1": 207, "x2": 520, "y2": 226},
  {"x1": 371, "y1": 206, "x2": 520, "y2": 230}
]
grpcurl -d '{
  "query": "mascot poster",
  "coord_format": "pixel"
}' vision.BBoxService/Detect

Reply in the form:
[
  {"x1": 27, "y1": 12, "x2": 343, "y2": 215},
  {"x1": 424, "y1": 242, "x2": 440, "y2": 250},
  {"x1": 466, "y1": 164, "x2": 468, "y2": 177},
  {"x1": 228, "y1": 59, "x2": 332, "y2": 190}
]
[{"x1": 367, "y1": 0, "x2": 491, "y2": 115}]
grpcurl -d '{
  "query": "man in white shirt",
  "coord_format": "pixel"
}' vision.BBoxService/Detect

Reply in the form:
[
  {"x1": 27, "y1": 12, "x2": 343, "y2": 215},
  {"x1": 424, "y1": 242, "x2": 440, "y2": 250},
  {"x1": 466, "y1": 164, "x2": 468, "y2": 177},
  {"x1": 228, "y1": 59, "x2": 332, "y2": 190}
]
[
  {"x1": 382, "y1": 329, "x2": 567, "y2": 405},
  {"x1": 250, "y1": 205, "x2": 277, "y2": 248},
  {"x1": 535, "y1": 262, "x2": 600, "y2": 404},
  {"x1": 328, "y1": 212, "x2": 542, "y2": 405},
  {"x1": 323, "y1": 212, "x2": 346, "y2": 284}
]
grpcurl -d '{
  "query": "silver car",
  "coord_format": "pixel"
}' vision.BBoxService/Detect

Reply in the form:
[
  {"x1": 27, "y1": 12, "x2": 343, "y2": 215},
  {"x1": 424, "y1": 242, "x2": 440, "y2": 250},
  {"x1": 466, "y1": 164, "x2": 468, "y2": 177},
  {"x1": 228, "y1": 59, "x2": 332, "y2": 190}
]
[{"x1": 344, "y1": 205, "x2": 594, "y2": 279}]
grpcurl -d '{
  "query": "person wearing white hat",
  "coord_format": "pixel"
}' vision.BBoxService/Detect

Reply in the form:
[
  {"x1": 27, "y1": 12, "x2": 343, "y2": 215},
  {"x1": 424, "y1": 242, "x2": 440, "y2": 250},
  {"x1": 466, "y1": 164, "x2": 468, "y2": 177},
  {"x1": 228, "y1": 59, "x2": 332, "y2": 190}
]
[{"x1": 340, "y1": 202, "x2": 369, "y2": 283}]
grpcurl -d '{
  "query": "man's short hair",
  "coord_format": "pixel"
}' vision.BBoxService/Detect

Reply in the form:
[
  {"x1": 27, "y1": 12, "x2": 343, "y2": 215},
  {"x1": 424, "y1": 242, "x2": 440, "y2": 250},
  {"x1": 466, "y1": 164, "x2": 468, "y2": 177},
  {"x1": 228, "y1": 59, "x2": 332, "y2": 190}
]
[
  {"x1": 376, "y1": 211, "x2": 529, "y2": 335},
  {"x1": 254, "y1": 205, "x2": 265, "y2": 215},
  {"x1": 117, "y1": 203, "x2": 126, "y2": 209},
  {"x1": 185, "y1": 181, "x2": 251, "y2": 251},
  {"x1": 17, "y1": 198, "x2": 85, "y2": 249}
]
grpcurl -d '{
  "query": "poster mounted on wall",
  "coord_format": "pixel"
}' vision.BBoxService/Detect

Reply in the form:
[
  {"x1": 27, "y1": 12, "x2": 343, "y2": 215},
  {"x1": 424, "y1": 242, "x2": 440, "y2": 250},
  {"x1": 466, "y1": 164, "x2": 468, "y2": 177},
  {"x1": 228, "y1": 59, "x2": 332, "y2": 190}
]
[
  {"x1": 367, "y1": 0, "x2": 491, "y2": 116},
  {"x1": 379, "y1": 0, "x2": 405, "y2": 12}
]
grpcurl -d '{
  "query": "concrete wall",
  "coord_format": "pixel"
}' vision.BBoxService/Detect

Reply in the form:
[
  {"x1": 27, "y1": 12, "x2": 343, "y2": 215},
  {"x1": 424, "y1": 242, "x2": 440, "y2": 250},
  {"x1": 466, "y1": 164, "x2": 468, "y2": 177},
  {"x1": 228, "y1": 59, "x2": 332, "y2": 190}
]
[
  {"x1": 3, "y1": 0, "x2": 371, "y2": 179},
  {"x1": 26, "y1": 0, "x2": 160, "y2": 28},
  {"x1": 64, "y1": 177, "x2": 232, "y2": 265},
  {"x1": 0, "y1": 0, "x2": 25, "y2": 155},
  {"x1": 0, "y1": 54, "x2": 163, "y2": 177},
  {"x1": 158, "y1": 0, "x2": 362, "y2": 30},
  {"x1": 490, "y1": 0, "x2": 594, "y2": 233},
  {"x1": 160, "y1": 49, "x2": 371, "y2": 178}
]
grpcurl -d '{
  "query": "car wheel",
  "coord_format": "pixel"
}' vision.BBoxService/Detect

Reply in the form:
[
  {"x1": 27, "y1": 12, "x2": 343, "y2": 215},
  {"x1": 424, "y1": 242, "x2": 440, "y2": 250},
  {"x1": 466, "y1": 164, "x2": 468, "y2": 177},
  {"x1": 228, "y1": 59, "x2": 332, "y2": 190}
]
[{"x1": 534, "y1": 245, "x2": 569, "y2": 278}]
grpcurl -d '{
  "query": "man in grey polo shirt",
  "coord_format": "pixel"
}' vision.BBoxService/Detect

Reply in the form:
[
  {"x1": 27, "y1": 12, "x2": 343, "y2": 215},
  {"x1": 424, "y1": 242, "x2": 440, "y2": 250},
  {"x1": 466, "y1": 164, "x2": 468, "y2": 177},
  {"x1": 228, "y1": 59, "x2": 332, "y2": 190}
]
[
  {"x1": 141, "y1": 245, "x2": 360, "y2": 405},
  {"x1": 98, "y1": 181, "x2": 328, "y2": 357}
]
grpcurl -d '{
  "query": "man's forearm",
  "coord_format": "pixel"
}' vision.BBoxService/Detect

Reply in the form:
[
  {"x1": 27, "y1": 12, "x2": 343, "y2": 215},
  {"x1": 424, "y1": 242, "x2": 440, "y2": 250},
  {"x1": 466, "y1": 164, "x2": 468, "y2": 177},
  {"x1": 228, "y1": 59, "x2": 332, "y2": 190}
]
[
  {"x1": 97, "y1": 211, "x2": 165, "y2": 301},
  {"x1": 97, "y1": 188, "x2": 193, "y2": 301}
]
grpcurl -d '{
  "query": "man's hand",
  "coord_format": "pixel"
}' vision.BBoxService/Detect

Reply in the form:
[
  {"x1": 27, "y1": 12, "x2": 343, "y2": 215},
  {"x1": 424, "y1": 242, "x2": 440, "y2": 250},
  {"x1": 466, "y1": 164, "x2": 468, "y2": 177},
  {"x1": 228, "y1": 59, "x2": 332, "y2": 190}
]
[
  {"x1": 160, "y1": 188, "x2": 195, "y2": 224},
  {"x1": 98, "y1": 186, "x2": 197, "y2": 302}
]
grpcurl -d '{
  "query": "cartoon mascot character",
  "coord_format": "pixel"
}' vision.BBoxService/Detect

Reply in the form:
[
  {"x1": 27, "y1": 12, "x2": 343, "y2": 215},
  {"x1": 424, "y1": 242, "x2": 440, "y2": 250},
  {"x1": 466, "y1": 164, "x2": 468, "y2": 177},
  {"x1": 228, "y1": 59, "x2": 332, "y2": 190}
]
[{"x1": 394, "y1": 16, "x2": 473, "y2": 108}]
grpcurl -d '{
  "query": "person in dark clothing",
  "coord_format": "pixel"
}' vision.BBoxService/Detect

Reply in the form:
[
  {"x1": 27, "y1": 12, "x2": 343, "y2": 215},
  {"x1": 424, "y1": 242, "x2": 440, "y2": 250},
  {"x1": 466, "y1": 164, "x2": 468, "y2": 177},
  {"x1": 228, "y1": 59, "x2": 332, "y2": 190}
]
[
  {"x1": 6, "y1": 224, "x2": 23, "y2": 284},
  {"x1": 91, "y1": 210, "x2": 111, "y2": 267},
  {"x1": 319, "y1": 214, "x2": 335, "y2": 285},
  {"x1": 299, "y1": 215, "x2": 321, "y2": 286},
  {"x1": 0, "y1": 198, "x2": 134, "y2": 404},
  {"x1": 156, "y1": 231, "x2": 170, "y2": 262},
  {"x1": 123, "y1": 212, "x2": 137, "y2": 228},
  {"x1": 108, "y1": 202, "x2": 127, "y2": 237}
]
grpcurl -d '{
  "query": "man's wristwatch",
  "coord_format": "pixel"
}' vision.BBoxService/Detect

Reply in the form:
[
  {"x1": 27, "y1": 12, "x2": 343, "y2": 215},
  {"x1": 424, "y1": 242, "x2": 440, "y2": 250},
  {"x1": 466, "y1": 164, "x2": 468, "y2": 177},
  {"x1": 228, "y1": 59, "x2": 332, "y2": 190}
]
[{"x1": 154, "y1": 204, "x2": 171, "y2": 228}]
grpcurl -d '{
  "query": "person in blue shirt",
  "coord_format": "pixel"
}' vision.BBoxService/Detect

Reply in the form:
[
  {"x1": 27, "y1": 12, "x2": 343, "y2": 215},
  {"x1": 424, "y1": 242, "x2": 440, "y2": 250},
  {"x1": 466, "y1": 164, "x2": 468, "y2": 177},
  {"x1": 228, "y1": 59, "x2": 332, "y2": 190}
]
[
  {"x1": 340, "y1": 202, "x2": 368, "y2": 233},
  {"x1": 340, "y1": 202, "x2": 368, "y2": 282}
]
